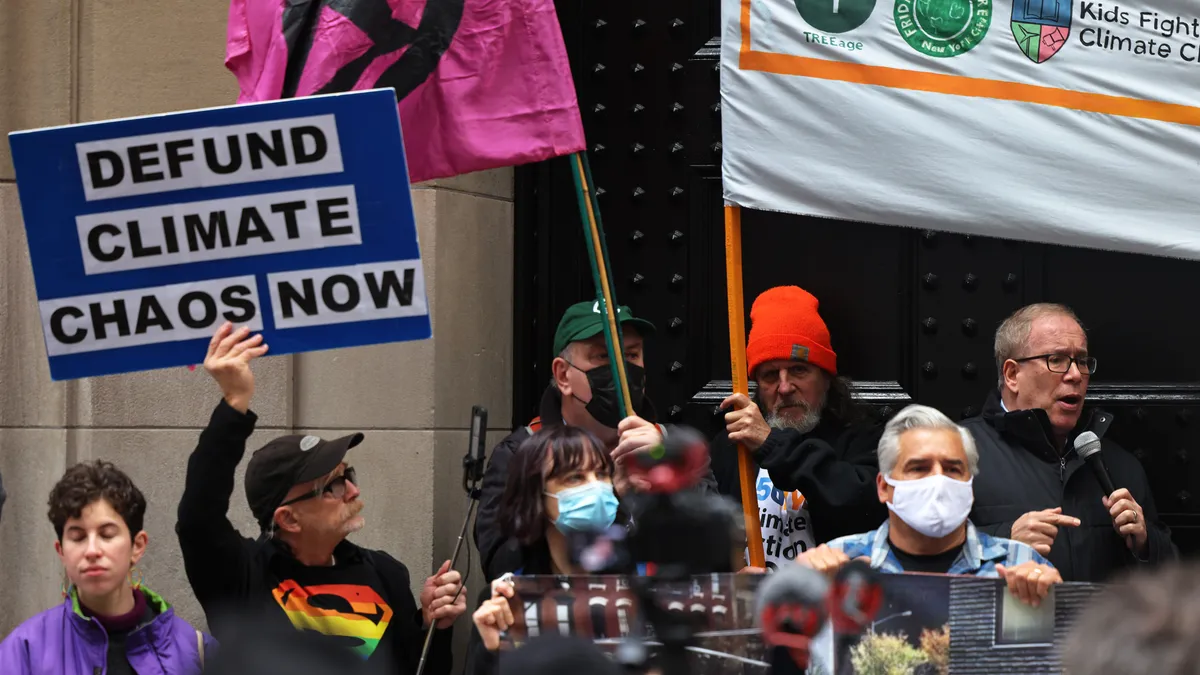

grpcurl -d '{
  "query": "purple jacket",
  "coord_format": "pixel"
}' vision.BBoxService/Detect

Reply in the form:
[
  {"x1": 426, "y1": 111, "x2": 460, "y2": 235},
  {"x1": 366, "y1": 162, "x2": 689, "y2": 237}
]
[{"x1": 0, "y1": 587, "x2": 216, "y2": 675}]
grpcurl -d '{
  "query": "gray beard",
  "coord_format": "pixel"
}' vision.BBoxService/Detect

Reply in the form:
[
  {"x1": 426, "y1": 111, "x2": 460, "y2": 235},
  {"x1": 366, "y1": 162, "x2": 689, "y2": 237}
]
[
  {"x1": 765, "y1": 390, "x2": 827, "y2": 435},
  {"x1": 767, "y1": 406, "x2": 822, "y2": 435}
]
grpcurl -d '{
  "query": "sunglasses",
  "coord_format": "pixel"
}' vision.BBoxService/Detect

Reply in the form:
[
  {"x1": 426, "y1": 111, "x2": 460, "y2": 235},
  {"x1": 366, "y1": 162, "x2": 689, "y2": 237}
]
[{"x1": 279, "y1": 466, "x2": 357, "y2": 507}]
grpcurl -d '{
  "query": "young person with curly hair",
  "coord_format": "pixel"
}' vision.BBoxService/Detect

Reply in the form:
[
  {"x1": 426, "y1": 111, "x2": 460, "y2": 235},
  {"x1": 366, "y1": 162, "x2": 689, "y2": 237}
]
[{"x1": 0, "y1": 460, "x2": 214, "y2": 675}]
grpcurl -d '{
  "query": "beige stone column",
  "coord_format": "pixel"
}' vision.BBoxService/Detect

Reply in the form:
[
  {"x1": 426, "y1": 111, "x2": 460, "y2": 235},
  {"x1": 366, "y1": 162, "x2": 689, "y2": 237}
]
[{"x1": 0, "y1": 0, "x2": 513, "y2": 654}]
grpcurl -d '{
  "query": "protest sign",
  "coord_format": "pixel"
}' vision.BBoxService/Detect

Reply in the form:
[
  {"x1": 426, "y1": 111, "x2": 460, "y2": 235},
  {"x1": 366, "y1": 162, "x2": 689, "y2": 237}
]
[
  {"x1": 9, "y1": 89, "x2": 430, "y2": 380},
  {"x1": 503, "y1": 573, "x2": 1103, "y2": 674}
]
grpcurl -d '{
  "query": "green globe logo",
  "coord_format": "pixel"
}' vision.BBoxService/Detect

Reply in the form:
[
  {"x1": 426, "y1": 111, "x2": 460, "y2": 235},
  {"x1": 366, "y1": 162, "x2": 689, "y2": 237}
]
[
  {"x1": 895, "y1": 0, "x2": 992, "y2": 57},
  {"x1": 795, "y1": 0, "x2": 878, "y2": 33}
]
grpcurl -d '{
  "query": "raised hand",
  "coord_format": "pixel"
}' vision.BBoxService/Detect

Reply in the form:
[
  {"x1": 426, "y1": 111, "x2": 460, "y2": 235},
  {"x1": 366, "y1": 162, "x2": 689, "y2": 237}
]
[
  {"x1": 611, "y1": 415, "x2": 663, "y2": 465},
  {"x1": 421, "y1": 560, "x2": 467, "y2": 629},
  {"x1": 721, "y1": 393, "x2": 771, "y2": 450},
  {"x1": 797, "y1": 544, "x2": 853, "y2": 577},
  {"x1": 473, "y1": 577, "x2": 516, "y2": 652},
  {"x1": 204, "y1": 322, "x2": 268, "y2": 413},
  {"x1": 1103, "y1": 488, "x2": 1147, "y2": 555},
  {"x1": 996, "y1": 561, "x2": 1062, "y2": 608},
  {"x1": 1010, "y1": 507, "x2": 1080, "y2": 556}
]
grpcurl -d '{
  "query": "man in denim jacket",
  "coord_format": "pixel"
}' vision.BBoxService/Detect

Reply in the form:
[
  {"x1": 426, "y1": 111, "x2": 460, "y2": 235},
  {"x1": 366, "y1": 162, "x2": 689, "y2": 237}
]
[{"x1": 797, "y1": 405, "x2": 1061, "y2": 608}]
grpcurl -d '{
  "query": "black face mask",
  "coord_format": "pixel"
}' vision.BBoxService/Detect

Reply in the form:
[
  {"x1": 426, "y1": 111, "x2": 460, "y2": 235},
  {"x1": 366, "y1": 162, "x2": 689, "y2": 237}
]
[{"x1": 571, "y1": 361, "x2": 646, "y2": 428}]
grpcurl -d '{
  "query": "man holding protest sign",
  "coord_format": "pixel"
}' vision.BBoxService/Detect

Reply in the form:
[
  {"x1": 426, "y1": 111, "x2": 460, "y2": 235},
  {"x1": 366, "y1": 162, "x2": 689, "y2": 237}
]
[
  {"x1": 712, "y1": 286, "x2": 885, "y2": 568},
  {"x1": 797, "y1": 405, "x2": 1061, "y2": 608},
  {"x1": 176, "y1": 322, "x2": 466, "y2": 674}
]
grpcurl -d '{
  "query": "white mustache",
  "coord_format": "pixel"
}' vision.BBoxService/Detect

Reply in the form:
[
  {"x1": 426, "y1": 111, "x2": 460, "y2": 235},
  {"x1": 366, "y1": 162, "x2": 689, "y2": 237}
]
[{"x1": 774, "y1": 400, "x2": 811, "y2": 413}]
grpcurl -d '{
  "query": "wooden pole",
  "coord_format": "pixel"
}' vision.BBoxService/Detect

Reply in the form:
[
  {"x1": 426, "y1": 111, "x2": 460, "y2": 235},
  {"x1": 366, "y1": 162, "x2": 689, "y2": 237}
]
[
  {"x1": 571, "y1": 152, "x2": 633, "y2": 416},
  {"x1": 725, "y1": 205, "x2": 766, "y2": 568}
]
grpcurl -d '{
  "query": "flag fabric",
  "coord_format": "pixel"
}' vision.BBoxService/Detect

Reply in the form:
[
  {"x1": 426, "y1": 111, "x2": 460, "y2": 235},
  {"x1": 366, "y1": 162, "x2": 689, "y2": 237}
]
[
  {"x1": 721, "y1": 0, "x2": 1200, "y2": 260},
  {"x1": 226, "y1": 0, "x2": 586, "y2": 183}
]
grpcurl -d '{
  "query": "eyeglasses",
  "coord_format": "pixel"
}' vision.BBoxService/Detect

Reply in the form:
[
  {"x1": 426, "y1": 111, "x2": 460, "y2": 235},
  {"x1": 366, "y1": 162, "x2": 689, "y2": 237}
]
[
  {"x1": 279, "y1": 466, "x2": 357, "y2": 507},
  {"x1": 1012, "y1": 353, "x2": 1097, "y2": 376}
]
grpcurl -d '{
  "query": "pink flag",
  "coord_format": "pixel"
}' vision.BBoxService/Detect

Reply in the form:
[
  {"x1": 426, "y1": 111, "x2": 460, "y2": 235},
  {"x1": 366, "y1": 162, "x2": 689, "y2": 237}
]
[{"x1": 225, "y1": 0, "x2": 586, "y2": 183}]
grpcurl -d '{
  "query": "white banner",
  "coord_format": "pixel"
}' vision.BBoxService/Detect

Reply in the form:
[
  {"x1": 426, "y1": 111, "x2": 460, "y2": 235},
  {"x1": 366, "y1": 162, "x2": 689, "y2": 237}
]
[{"x1": 721, "y1": 0, "x2": 1200, "y2": 258}]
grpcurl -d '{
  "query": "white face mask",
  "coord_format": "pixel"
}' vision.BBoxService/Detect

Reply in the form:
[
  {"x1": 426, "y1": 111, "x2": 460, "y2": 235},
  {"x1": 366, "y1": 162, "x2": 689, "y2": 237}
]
[{"x1": 884, "y1": 474, "x2": 974, "y2": 539}]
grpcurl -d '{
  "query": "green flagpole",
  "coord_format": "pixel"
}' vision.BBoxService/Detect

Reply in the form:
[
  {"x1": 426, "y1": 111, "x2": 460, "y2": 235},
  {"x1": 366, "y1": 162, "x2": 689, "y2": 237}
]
[{"x1": 570, "y1": 151, "x2": 632, "y2": 419}]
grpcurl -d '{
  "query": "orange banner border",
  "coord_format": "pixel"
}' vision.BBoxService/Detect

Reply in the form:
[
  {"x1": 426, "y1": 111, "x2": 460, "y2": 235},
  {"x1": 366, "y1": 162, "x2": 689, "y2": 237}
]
[{"x1": 737, "y1": 0, "x2": 1200, "y2": 127}]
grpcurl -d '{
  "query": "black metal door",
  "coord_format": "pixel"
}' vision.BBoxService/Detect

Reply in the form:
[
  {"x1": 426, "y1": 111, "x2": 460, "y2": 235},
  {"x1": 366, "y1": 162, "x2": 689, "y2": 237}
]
[{"x1": 513, "y1": 0, "x2": 1200, "y2": 556}]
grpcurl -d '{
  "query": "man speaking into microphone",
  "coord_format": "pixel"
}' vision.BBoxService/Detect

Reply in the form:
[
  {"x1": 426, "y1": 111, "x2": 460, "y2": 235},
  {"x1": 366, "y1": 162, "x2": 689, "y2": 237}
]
[{"x1": 964, "y1": 304, "x2": 1176, "y2": 582}]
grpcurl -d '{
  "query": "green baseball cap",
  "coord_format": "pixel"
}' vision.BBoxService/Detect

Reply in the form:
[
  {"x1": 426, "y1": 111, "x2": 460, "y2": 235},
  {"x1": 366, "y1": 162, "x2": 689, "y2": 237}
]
[{"x1": 553, "y1": 301, "x2": 656, "y2": 356}]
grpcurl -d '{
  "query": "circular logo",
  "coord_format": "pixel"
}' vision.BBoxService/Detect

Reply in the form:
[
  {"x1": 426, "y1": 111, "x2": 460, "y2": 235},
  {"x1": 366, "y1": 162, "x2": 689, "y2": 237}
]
[
  {"x1": 796, "y1": 0, "x2": 878, "y2": 33},
  {"x1": 895, "y1": 0, "x2": 991, "y2": 57},
  {"x1": 299, "y1": 436, "x2": 321, "y2": 452}
]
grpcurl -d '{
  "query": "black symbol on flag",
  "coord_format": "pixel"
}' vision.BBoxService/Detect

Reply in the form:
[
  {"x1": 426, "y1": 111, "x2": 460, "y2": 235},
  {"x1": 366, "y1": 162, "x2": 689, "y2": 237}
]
[{"x1": 281, "y1": 0, "x2": 465, "y2": 100}]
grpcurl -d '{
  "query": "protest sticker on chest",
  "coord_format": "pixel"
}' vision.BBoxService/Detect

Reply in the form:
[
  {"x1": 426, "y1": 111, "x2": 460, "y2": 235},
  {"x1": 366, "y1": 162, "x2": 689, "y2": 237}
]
[{"x1": 9, "y1": 89, "x2": 430, "y2": 380}]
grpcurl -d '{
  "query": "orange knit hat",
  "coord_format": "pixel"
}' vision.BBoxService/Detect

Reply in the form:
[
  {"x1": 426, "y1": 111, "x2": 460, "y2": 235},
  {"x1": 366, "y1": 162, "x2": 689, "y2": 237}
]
[{"x1": 746, "y1": 286, "x2": 837, "y2": 378}]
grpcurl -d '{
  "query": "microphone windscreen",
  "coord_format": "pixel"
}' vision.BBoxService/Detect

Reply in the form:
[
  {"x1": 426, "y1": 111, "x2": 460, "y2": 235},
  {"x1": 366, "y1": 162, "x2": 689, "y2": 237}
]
[
  {"x1": 470, "y1": 406, "x2": 488, "y2": 456},
  {"x1": 755, "y1": 563, "x2": 830, "y2": 622},
  {"x1": 1074, "y1": 430, "x2": 1102, "y2": 459},
  {"x1": 828, "y1": 559, "x2": 885, "y2": 634}
]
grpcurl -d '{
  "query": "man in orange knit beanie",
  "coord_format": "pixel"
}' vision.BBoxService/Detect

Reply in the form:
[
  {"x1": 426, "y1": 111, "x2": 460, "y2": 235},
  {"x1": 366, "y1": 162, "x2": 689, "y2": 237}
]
[{"x1": 710, "y1": 286, "x2": 886, "y2": 569}]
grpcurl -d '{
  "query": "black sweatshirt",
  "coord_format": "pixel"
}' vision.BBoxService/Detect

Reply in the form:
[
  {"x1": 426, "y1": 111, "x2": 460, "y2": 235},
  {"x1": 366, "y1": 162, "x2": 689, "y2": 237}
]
[
  {"x1": 176, "y1": 400, "x2": 453, "y2": 675},
  {"x1": 966, "y1": 389, "x2": 1177, "y2": 582},
  {"x1": 710, "y1": 416, "x2": 887, "y2": 545}
]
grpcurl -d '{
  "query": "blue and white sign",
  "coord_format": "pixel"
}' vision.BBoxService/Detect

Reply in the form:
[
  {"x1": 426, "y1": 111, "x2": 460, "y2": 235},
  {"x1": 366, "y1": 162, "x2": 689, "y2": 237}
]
[{"x1": 9, "y1": 89, "x2": 430, "y2": 381}]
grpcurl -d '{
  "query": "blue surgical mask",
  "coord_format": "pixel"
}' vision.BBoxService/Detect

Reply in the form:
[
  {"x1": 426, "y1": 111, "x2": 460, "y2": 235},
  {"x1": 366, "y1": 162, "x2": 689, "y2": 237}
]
[{"x1": 545, "y1": 481, "x2": 619, "y2": 534}]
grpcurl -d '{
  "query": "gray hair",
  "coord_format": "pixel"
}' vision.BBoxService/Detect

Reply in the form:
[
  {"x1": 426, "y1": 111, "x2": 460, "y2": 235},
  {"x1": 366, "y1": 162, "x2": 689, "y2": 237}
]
[
  {"x1": 877, "y1": 404, "x2": 979, "y2": 477},
  {"x1": 994, "y1": 303, "x2": 1085, "y2": 386},
  {"x1": 1063, "y1": 562, "x2": 1200, "y2": 675}
]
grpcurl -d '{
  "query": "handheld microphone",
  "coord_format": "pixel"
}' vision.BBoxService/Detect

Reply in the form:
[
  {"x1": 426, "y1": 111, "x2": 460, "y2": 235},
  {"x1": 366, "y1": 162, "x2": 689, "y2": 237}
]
[
  {"x1": 755, "y1": 563, "x2": 830, "y2": 671},
  {"x1": 462, "y1": 406, "x2": 488, "y2": 497},
  {"x1": 1075, "y1": 431, "x2": 1131, "y2": 550},
  {"x1": 1075, "y1": 431, "x2": 1115, "y2": 495}
]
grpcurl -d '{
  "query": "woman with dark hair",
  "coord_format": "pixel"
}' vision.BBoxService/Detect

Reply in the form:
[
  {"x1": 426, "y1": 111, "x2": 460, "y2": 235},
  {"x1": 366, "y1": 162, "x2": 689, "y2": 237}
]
[
  {"x1": 466, "y1": 426, "x2": 620, "y2": 671},
  {"x1": 0, "y1": 460, "x2": 214, "y2": 674},
  {"x1": 492, "y1": 425, "x2": 619, "y2": 577}
]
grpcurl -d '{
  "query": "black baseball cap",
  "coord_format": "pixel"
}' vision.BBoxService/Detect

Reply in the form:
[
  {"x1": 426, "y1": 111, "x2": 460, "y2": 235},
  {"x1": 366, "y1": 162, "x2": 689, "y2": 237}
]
[{"x1": 245, "y1": 432, "x2": 364, "y2": 530}]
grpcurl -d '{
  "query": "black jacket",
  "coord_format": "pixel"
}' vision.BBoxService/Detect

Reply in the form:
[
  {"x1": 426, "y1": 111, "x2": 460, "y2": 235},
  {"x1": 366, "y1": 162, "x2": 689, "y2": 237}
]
[
  {"x1": 176, "y1": 401, "x2": 453, "y2": 675},
  {"x1": 711, "y1": 415, "x2": 886, "y2": 545},
  {"x1": 964, "y1": 389, "x2": 1177, "y2": 582},
  {"x1": 473, "y1": 385, "x2": 719, "y2": 582}
]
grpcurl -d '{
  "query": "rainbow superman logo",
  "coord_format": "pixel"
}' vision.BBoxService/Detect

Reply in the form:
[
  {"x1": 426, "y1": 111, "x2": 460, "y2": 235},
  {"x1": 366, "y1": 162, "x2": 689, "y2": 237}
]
[{"x1": 272, "y1": 580, "x2": 394, "y2": 658}]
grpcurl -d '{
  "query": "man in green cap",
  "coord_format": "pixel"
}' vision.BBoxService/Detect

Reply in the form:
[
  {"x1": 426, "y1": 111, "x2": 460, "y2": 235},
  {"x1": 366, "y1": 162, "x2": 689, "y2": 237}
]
[{"x1": 473, "y1": 301, "x2": 717, "y2": 580}]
